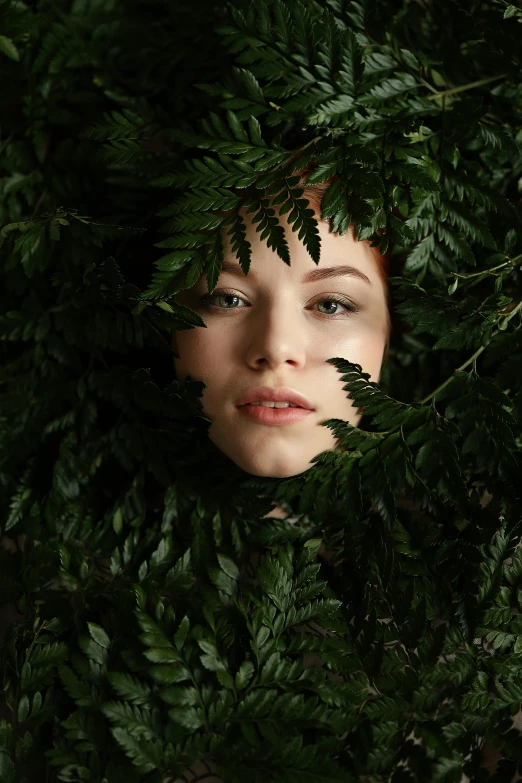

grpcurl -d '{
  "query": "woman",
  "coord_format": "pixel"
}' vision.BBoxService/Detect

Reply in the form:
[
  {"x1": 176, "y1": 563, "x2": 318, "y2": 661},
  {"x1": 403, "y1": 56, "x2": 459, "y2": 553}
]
[{"x1": 171, "y1": 174, "x2": 391, "y2": 483}]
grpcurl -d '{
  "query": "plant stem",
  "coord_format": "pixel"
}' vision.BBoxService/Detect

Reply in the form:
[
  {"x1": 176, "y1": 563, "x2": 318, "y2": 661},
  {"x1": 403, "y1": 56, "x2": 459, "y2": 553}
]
[
  {"x1": 420, "y1": 299, "x2": 522, "y2": 405},
  {"x1": 426, "y1": 73, "x2": 507, "y2": 101},
  {"x1": 452, "y1": 253, "x2": 522, "y2": 280}
]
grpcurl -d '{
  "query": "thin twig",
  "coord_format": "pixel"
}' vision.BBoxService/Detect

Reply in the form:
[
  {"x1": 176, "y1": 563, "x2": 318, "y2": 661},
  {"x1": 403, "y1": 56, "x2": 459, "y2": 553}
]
[
  {"x1": 426, "y1": 73, "x2": 507, "y2": 101},
  {"x1": 420, "y1": 299, "x2": 522, "y2": 405}
]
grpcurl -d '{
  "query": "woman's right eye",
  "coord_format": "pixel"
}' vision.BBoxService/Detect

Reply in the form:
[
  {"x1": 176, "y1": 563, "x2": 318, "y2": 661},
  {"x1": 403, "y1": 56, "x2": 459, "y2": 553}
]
[{"x1": 201, "y1": 290, "x2": 244, "y2": 309}]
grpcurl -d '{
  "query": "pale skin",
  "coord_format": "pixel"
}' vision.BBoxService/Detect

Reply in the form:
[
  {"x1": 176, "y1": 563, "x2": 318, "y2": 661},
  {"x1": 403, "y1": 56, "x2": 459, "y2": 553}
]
[{"x1": 171, "y1": 209, "x2": 390, "y2": 486}]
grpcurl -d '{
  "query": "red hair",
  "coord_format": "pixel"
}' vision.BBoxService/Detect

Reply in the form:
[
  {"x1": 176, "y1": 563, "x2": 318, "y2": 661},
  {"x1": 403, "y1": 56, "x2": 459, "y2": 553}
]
[{"x1": 291, "y1": 167, "x2": 392, "y2": 353}]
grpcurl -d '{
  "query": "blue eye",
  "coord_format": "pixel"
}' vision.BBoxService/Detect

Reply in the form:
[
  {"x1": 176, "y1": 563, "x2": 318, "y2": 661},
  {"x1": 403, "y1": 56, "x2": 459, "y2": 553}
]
[{"x1": 200, "y1": 290, "x2": 359, "y2": 317}]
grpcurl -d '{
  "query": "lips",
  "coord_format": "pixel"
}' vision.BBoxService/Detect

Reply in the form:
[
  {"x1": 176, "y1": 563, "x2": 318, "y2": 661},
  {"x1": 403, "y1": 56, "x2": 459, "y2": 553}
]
[
  {"x1": 236, "y1": 385, "x2": 314, "y2": 410},
  {"x1": 246, "y1": 402, "x2": 301, "y2": 407},
  {"x1": 238, "y1": 402, "x2": 313, "y2": 426}
]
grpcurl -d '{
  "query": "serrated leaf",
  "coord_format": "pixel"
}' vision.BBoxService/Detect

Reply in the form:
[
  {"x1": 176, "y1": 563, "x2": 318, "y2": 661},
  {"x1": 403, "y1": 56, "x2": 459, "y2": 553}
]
[
  {"x1": 174, "y1": 616, "x2": 190, "y2": 650},
  {"x1": 0, "y1": 36, "x2": 20, "y2": 62},
  {"x1": 17, "y1": 695, "x2": 29, "y2": 724},
  {"x1": 216, "y1": 553, "x2": 240, "y2": 580},
  {"x1": 107, "y1": 673, "x2": 152, "y2": 705},
  {"x1": 87, "y1": 622, "x2": 111, "y2": 649},
  {"x1": 236, "y1": 660, "x2": 255, "y2": 689}
]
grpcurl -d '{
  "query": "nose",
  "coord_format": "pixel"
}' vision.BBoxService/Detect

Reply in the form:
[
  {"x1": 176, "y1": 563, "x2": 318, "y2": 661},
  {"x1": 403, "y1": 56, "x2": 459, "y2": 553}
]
[{"x1": 245, "y1": 296, "x2": 307, "y2": 372}]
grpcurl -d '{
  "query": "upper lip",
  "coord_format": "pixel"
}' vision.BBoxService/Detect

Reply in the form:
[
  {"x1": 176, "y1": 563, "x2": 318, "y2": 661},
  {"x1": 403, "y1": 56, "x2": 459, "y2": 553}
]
[{"x1": 237, "y1": 386, "x2": 314, "y2": 410}]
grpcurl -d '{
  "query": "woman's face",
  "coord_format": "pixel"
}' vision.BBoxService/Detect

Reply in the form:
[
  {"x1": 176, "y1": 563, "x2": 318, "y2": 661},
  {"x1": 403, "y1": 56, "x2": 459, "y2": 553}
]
[{"x1": 172, "y1": 210, "x2": 389, "y2": 478}]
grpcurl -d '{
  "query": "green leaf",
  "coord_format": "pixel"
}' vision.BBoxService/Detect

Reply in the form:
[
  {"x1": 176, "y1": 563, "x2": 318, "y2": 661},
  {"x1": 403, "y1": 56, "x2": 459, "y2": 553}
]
[
  {"x1": 208, "y1": 567, "x2": 238, "y2": 596},
  {"x1": 174, "y1": 616, "x2": 190, "y2": 651},
  {"x1": 58, "y1": 665, "x2": 93, "y2": 707},
  {"x1": 107, "y1": 673, "x2": 152, "y2": 705},
  {"x1": 102, "y1": 701, "x2": 156, "y2": 739},
  {"x1": 87, "y1": 622, "x2": 111, "y2": 649},
  {"x1": 243, "y1": 194, "x2": 290, "y2": 263},
  {"x1": 143, "y1": 647, "x2": 180, "y2": 664},
  {"x1": 17, "y1": 695, "x2": 30, "y2": 724},
  {"x1": 225, "y1": 210, "x2": 252, "y2": 276},
  {"x1": 112, "y1": 507, "x2": 123, "y2": 534},
  {"x1": 303, "y1": 538, "x2": 322, "y2": 557},
  {"x1": 236, "y1": 660, "x2": 255, "y2": 689},
  {"x1": 0, "y1": 36, "x2": 20, "y2": 62},
  {"x1": 248, "y1": 115, "x2": 265, "y2": 147},
  {"x1": 370, "y1": 72, "x2": 418, "y2": 100},
  {"x1": 448, "y1": 278, "x2": 458, "y2": 295},
  {"x1": 168, "y1": 706, "x2": 205, "y2": 730},
  {"x1": 216, "y1": 553, "x2": 240, "y2": 580},
  {"x1": 78, "y1": 636, "x2": 108, "y2": 666},
  {"x1": 110, "y1": 728, "x2": 163, "y2": 773},
  {"x1": 204, "y1": 227, "x2": 225, "y2": 296},
  {"x1": 255, "y1": 626, "x2": 270, "y2": 649},
  {"x1": 0, "y1": 752, "x2": 15, "y2": 783}
]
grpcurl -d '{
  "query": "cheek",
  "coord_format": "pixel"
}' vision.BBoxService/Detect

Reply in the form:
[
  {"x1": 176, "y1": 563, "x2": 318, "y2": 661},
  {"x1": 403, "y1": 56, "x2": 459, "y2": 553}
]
[
  {"x1": 335, "y1": 321, "x2": 387, "y2": 382},
  {"x1": 173, "y1": 330, "x2": 201, "y2": 372},
  {"x1": 173, "y1": 328, "x2": 231, "y2": 379}
]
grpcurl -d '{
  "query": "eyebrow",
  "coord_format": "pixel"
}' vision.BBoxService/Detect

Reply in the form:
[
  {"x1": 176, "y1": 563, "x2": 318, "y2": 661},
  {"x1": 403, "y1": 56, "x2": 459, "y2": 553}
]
[{"x1": 219, "y1": 262, "x2": 372, "y2": 286}]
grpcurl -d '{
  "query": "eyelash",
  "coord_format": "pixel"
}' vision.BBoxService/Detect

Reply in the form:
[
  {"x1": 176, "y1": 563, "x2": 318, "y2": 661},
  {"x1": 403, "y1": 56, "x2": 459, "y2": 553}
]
[{"x1": 200, "y1": 289, "x2": 359, "y2": 318}]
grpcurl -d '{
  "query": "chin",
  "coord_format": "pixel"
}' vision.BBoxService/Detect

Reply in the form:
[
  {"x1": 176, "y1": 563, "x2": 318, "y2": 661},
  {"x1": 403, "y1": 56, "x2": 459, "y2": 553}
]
[
  {"x1": 208, "y1": 427, "x2": 337, "y2": 478},
  {"x1": 245, "y1": 466, "x2": 308, "y2": 478},
  {"x1": 233, "y1": 455, "x2": 315, "y2": 478}
]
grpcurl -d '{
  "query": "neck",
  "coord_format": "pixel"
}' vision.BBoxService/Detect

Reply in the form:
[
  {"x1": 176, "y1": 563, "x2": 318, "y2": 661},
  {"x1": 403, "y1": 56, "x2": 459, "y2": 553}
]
[{"x1": 262, "y1": 503, "x2": 289, "y2": 519}]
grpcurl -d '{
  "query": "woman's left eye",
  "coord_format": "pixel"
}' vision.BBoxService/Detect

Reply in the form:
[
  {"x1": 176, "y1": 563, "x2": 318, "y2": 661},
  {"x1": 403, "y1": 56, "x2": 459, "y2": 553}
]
[
  {"x1": 314, "y1": 298, "x2": 358, "y2": 316},
  {"x1": 200, "y1": 290, "x2": 359, "y2": 317}
]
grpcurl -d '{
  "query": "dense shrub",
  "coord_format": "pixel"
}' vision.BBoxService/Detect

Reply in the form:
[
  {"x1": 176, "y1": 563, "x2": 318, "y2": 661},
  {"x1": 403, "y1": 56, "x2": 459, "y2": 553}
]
[{"x1": 1, "y1": 1, "x2": 522, "y2": 781}]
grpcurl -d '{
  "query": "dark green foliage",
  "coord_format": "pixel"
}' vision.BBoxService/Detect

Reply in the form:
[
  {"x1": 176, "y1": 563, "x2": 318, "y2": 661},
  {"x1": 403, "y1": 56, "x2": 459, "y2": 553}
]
[{"x1": 1, "y1": 0, "x2": 522, "y2": 781}]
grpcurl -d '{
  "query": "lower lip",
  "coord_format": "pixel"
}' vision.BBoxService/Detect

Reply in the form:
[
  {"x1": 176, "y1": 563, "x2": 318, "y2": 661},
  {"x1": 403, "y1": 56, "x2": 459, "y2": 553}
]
[{"x1": 237, "y1": 404, "x2": 313, "y2": 425}]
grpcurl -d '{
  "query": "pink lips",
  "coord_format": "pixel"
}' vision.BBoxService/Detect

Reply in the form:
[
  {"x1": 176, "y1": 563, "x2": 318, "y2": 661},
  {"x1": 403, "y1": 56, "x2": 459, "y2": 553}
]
[
  {"x1": 236, "y1": 385, "x2": 314, "y2": 410},
  {"x1": 237, "y1": 403, "x2": 313, "y2": 426}
]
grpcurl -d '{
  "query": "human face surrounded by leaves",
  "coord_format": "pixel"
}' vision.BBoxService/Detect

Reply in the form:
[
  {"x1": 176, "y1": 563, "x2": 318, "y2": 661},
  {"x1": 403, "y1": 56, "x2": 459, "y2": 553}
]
[{"x1": 172, "y1": 210, "x2": 389, "y2": 478}]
